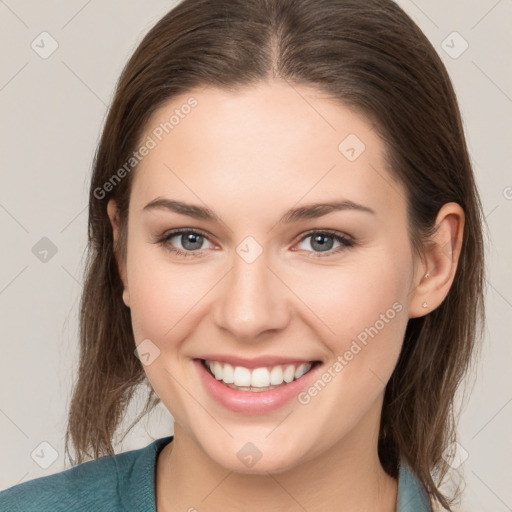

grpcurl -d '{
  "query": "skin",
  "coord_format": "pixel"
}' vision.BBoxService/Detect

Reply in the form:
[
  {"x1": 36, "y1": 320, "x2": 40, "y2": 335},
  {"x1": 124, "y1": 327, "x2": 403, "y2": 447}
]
[{"x1": 107, "y1": 80, "x2": 464, "y2": 512}]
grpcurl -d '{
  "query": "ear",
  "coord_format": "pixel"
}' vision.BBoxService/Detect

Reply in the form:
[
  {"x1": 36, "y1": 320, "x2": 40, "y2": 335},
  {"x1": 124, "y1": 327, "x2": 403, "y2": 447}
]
[
  {"x1": 107, "y1": 199, "x2": 130, "y2": 308},
  {"x1": 408, "y1": 202, "x2": 465, "y2": 318}
]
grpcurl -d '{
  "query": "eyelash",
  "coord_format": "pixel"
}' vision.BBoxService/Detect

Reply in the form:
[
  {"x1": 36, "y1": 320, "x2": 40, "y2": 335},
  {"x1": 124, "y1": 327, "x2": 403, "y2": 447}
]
[{"x1": 154, "y1": 228, "x2": 355, "y2": 258}]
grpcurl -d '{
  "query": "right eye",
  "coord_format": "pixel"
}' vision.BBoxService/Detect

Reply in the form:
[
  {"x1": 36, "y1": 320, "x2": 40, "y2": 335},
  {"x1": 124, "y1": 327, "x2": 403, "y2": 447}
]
[{"x1": 156, "y1": 228, "x2": 216, "y2": 257}]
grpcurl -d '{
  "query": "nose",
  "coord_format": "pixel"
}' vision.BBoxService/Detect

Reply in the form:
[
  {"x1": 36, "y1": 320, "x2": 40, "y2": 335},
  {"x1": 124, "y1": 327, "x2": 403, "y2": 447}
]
[{"x1": 213, "y1": 249, "x2": 291, "y2": 342}]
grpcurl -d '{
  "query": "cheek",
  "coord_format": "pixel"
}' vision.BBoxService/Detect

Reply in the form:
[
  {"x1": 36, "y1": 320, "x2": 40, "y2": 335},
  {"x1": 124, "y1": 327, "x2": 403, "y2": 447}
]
[
  {"x1": 293, "y1": 254, "x2": 409, "y2": 338},
  {"x1": 124, "y1": 242, "x2": 212, "y2": 412},
  {"x1": 128, "y1": 263, "x2": 197, "y2": 342},
  {"x1": 290, "y1": 246, "x2": 411, "y2": 387},
  {"x1": 288, "y1": 262, "x2": 410, "y2": 435},
  {"x1": 125, "y1": 236, "x2": 218, "y2": 346}
]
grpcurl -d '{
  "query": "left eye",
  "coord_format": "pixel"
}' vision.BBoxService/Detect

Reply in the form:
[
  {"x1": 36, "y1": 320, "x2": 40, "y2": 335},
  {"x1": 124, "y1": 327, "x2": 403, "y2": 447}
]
[{"x1": 156, "y1": 229, "x2": 354, "y2": 258}]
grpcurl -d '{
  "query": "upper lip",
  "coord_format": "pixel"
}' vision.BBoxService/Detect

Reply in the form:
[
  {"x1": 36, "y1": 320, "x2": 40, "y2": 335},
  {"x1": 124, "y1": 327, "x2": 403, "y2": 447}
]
[{"x1": 196, "y1": 354, "x2": 321, "y2": 369}]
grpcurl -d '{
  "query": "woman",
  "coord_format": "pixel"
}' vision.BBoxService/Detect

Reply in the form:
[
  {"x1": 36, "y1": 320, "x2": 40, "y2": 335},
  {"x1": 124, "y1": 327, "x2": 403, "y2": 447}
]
[{"x1": 0, "y1": 0, "x2": 485, "y2": 510}]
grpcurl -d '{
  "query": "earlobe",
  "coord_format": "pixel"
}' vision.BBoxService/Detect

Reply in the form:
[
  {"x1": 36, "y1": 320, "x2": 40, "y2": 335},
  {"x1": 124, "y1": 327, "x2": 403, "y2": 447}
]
[
  {"x1": 408, "y1": 202, "x2": 465, "y2": 318},
  {"x1": 122, "y1": 288, "x2": 130, "y2": 308},
  {"x1": 107, "y1": 199, "x2": 130, "y2": 308}
]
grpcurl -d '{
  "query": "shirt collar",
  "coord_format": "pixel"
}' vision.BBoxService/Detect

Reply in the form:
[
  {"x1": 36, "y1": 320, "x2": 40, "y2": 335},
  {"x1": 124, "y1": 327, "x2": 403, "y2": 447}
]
[
  {"x1": 119, "y1": 435, "x2": 173, "y2": 511},
  {"x1": 121, "y1": 436, "x2": 431, "y2": 512},
  {"x1": 396, "y1": 460, "x2": 432, "y2": 511}
]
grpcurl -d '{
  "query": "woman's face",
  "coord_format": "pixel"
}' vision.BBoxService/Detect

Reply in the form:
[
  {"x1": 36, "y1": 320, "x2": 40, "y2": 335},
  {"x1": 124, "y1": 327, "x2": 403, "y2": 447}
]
[{"x1": 109, "y1": 81, "x2": 424, "y2": 473}]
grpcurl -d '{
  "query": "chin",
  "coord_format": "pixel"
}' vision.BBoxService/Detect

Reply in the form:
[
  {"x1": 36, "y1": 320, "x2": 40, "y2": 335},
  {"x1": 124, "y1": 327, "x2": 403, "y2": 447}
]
[{"x1": 202, "y1": 438, "x2": 306, "y2": 476}]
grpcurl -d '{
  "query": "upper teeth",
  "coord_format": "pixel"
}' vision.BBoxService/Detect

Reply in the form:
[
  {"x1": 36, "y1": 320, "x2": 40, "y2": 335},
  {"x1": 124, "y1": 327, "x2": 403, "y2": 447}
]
[{"x1": 206, "y1": 360, "x2": 313, "y2": 388}]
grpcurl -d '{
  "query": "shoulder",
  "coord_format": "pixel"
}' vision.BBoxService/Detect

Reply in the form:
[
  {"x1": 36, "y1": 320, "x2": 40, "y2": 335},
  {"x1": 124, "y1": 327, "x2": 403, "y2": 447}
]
[
  {"x1": 0, "y1": 436, "x2": 173, "y2": 512},
  {"x1": 0, "y1": 453, "x2": 118, "y2": 512}
]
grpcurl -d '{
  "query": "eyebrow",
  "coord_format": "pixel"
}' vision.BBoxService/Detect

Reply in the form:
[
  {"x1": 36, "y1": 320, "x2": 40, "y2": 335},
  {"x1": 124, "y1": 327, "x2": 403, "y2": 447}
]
[{"x1": 142, "y1": 197, "x2": 376, "y2": 224}]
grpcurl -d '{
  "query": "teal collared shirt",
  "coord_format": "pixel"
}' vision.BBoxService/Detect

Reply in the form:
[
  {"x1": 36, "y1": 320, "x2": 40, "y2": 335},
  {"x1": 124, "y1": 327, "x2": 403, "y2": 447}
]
[
  {"x1": 397, "y1": 459, "x2": 432, "y2": 511},
  {"x1": 0, "y1": 435, "x2": 432, "y2": 511}
]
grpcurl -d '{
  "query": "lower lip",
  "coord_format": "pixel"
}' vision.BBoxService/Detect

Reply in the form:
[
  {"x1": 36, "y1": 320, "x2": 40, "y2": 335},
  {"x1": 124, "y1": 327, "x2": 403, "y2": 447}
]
[{"x1": 194, "y1": 359, "x2": 322, "y2": 414}]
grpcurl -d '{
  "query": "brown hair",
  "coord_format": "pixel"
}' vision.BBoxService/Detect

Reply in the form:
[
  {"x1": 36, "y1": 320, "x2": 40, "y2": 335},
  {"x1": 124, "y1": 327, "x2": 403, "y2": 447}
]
[{"x1": 65, "y1": 0, "x2": 486, "y2": 509}]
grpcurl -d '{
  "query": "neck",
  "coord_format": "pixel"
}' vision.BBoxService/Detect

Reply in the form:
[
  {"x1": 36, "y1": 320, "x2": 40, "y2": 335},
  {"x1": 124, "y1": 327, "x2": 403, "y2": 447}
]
[{"x1": 156, "y1": 420, "x2": 397, "y2": 512}]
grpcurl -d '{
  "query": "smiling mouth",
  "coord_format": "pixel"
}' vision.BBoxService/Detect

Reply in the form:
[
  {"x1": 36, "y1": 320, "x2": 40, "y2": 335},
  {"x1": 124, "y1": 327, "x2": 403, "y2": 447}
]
[{"x1": 199, "y1": 358, "x2": 322, "y2": 392}]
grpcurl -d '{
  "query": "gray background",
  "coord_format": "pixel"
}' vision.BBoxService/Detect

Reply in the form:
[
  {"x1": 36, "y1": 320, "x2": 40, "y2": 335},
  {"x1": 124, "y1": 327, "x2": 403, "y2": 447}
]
[{"x1": 0, "y1": 1, "x2": 510, "y2": 510}]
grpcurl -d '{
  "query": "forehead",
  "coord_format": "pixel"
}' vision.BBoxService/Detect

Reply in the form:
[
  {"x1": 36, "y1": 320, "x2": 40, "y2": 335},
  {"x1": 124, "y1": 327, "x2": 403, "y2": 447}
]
[{"x1": 129, "y1": 81, "x2": 406, "y2": 222}]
